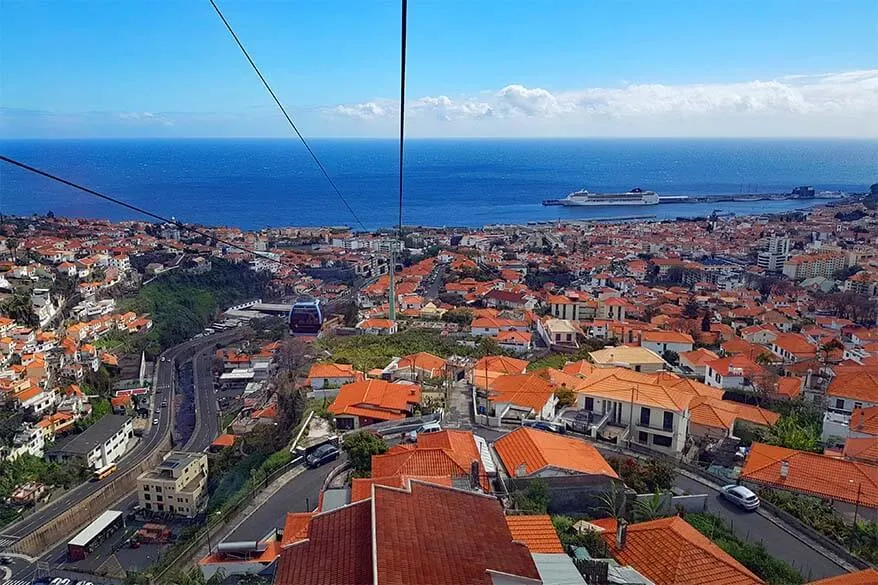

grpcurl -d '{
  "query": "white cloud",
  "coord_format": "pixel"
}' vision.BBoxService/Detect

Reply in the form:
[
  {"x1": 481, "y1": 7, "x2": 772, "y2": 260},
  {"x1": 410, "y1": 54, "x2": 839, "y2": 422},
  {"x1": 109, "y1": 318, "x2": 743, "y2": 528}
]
[
  {"x1": 327, "y1": 69, "x2": 878, "y2": 137},
  {"x1": 116, "y1": 111, "x2": 174, "y2": 126}
]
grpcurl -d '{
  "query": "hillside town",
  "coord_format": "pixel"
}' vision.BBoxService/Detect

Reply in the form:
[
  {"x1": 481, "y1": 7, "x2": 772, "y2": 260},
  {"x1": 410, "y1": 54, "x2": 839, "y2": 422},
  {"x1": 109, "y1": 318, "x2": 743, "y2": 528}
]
[{"x1": 1, "y1": 197, "x2": 877, "y2": 585}]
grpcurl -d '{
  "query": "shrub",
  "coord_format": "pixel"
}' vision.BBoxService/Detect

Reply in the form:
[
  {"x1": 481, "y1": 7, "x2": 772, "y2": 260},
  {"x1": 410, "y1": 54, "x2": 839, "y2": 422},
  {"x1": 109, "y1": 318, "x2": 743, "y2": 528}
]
[
  {"x1": 686, "y1": 513, "x2": 803, "y2": 585},
  {"x1": 552, "y1": 515, "x2": 610, "y2": 558}
]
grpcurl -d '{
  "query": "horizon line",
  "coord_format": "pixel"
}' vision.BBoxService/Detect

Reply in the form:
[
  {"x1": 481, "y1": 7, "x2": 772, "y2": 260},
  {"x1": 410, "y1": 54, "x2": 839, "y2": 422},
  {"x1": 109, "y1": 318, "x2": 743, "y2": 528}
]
[{"x1": 2, "y1": 135, "x2": 878, "y2": 141}]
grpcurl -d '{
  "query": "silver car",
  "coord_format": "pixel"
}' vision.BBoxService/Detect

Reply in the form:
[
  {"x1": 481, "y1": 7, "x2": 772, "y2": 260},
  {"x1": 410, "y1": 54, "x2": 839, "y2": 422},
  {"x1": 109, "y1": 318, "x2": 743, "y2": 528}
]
[{"x1": 720, "y1": 484, "x2": 760, "y2": 510}]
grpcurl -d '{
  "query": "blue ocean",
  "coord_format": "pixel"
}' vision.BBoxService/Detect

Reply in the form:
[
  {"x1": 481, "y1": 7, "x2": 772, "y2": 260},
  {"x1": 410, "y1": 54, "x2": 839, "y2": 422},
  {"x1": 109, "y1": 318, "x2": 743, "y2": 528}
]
[{"x1": 1, "y1": 139, "x2": 876, "y2": 230}]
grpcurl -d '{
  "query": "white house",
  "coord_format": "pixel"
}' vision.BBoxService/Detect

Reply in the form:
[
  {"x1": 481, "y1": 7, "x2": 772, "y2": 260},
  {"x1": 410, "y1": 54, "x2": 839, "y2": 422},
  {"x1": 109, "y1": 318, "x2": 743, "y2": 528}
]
[
  {"x1": 307, "y1": 363, "x2": 357, "y2": 390},
  {"x1": 640, "y1": 331, "x2": 694, "y2": 356},
  {"x1": 703, "y1": 356, "x2": 764, "y2": 390}
]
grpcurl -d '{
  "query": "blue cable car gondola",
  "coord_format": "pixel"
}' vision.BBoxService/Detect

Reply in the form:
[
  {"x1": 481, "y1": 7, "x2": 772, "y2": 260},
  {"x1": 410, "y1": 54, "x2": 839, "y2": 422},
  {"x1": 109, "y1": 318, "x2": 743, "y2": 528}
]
[{"x1": 289, "y1": 299, "x2": 323, "y2": 336}]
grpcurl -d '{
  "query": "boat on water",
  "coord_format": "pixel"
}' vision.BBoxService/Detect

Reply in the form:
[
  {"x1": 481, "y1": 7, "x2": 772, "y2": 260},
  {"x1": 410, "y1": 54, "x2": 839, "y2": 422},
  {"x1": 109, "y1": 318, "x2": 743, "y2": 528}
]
[{"x1": 543, "y1": 187, "x2": 660, "y2": 207}]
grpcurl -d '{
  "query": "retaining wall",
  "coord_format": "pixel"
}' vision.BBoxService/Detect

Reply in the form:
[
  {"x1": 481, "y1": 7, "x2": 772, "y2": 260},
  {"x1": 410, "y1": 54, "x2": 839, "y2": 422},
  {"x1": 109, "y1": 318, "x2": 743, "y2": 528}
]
[{"x1": 11, "y1": 433, "x2": 173, "y2": 557}]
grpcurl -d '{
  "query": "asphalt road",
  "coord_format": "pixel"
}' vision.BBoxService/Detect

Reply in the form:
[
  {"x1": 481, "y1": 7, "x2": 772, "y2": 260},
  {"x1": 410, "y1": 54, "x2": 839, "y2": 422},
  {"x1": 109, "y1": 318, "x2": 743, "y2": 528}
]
[
  {"x1": 183, "y1": 345, "x2": 222, "y2": 451},
  {"x1": 469, "y1": 428, "x2": 848, "y2": 581},
  {"x1": 674, "y1": 474, "x2": 846, "y2": 581},
  {"x1": 224, "y1": 458, "x2": 344, "y2": 542},
  {"x1": 0, "y1": 330, "x2": 240, "y2": 548}
]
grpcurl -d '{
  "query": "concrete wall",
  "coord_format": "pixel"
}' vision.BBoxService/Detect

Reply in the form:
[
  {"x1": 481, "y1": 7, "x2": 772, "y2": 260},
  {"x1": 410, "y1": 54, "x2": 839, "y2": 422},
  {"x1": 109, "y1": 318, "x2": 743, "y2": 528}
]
[
  {"x1": 633, "y1": 492, "x2": 708, "y2": 515},
  {"x1": 507, "y1": 474, "x2": 621, "y2": 515},
  {"x1": 11, "y1": 433, "x2": 173, "y2": 557}
]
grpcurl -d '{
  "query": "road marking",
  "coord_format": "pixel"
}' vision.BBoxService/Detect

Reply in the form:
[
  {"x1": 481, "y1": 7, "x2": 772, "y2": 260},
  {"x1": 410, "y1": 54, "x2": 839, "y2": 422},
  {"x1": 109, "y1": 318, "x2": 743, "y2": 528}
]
[{"x1": 0, "y1": 535, "x2": 18, "y2": 548}]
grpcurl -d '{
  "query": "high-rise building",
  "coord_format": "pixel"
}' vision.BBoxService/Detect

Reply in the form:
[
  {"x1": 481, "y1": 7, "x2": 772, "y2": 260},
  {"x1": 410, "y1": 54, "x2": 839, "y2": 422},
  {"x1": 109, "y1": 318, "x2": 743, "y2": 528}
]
[{"x1": 757, "y1": 234, "x2": 790, "y2": 272}]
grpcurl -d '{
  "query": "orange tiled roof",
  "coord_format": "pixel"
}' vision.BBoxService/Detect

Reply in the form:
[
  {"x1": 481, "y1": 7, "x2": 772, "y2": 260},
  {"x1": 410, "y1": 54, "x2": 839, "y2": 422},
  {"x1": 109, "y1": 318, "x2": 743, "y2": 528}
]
[
  {"x1": 307, "y1": 362, "x2": 356, "y2": 379},
  {"x1": 505, "y1": 515, "x2": 564, "y2": 553},
  {"x1": 396, "y1": 352, "x2": 446, "y2": 374},
  {"x1": 494, "y1": 427, "x2": 619, "y2": 478},
  {"x1": 775, "y1": 377, "x2": 803, "y2": 399},
  {"x1": 741, "y1": 443, "x2": 878, "y2": 509},
  {"x1": 350, "y1": 475, "x2": 453, "y2": 502},
  {"x1": 806, "y1": 568, "x2": 878, "y2": 585},
  {"x1": 598, "y1": 516, "x2": 763, "y2": 585},
  {"x1": 843, "y1": 438, "x2": 878, "y2": 464},
  {"x1": 562, "y1": 359, "x2": 597, "y2": 377},
  {"x1": 473, "y1": 355, "x2": 529, "y2": 375},
  {"x1": 487, "y1": 373, "x2": 555, "y2": 412},
  {"x1": 827, "y1": 368, "x2": 878, "y2": 403},
  {"x1": 851, "y1": 406, "x2": 878, "y2": 436},
  {"x1": 211, "y1": 434, "x2": 237, "y2": 448},
  {"x1": 642, "y1": 330, "x2": 694, "y2": 344},
  {"x1": 328, "y1": 379, "x2": 421, "y2": 420},
  {"x1": 280, "y1": 512, "x2": 314, "y2": 547},
  {"x1": 679, "y1": 347, "x2": 720, "y2": 367}
]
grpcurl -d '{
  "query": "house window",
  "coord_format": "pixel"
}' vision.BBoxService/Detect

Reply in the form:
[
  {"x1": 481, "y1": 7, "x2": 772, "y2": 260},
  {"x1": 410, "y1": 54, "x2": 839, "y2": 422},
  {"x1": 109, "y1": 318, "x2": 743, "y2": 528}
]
[
  {"x1": 638, "y1": 431, "x2": 648, "y2": 444},
  {"x1": 640, "y1": 407, "x2": 651, "y2": 426},
  {"x1": 634, "y1": 365, "x2": 642, "y2": 372},
  {"x1": 835, "y1": 399, "x2": 845, "y2": 410},
  {"x1": 144, "y1": 494, "x2": 150, "y2": 501},
  {"x1": 854, "y1": 402, "x2": 863, "y2": 410},
  {"x1": 584, "y1": 397, "x2": 594, "y2": 411},
  {"x1": 145, "y1": 503, "x2": 151, "y2": 510},
  {"x1": 663, "y1": 411, "x2": 674, "y2": 431},
  {"x1": 143, "y1": 485, "x2": 149, "y2": 491},
  {"x1": 653, "y1": 435, "x2": 673, "y2": 448},
  {"x1": 156, "y1": 495, "x2": 163, "y2": 502}
]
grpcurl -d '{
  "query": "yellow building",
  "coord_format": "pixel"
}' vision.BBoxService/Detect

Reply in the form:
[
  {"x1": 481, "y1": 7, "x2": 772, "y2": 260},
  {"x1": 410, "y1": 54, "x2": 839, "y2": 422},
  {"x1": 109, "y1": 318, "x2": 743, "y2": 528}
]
[{"x1": 137, "y1": 451, "x2": 208, "y2": 518}]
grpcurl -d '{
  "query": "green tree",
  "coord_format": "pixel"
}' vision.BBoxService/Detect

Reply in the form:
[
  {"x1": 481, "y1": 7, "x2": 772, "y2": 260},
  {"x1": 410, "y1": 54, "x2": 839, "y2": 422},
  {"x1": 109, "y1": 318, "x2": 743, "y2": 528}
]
[
  {"x1": 633, "y1": 491, "x2": 669, "y2": 521},
  {"x1": 0, "y1": 295, "x2": 38, "y2": 327},
  {"x1": 342, "y1": 431, "x2": 389, "y2": 475},
  {"x1": 512, "y1": 479, "x2": 550, "y2": 514},
  {"x1": 551, "y1": 515, "x2": 609, "y2": 557},
  {"x1": 554, "y1": 386, "x2": 576, "y2": 408},
  {"x1": 766, "y1": 413, "x2": 822, "y2": 452}
]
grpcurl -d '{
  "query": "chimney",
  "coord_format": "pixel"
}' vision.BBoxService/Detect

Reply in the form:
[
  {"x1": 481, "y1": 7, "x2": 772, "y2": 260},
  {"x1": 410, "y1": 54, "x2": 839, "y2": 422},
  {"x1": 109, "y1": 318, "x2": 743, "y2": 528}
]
[
  {"x1": 780, "y1": 460, "x2": 789, "y2": 479},
  {"x1": 515, "y1": 463, "x2": 527, "y2": 478},
  {"x1": 615, "y1": 519, "x2": 628, "y2": 550},
  {"x1": 470, "y1": 460, "x2": 481, "y2": 490}
]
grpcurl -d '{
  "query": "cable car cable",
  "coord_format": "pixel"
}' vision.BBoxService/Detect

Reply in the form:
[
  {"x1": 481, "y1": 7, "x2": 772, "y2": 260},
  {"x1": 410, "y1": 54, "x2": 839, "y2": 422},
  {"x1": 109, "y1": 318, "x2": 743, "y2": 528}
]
[
  {"x1": 208, "y1": 0, "x2": 367, "y2": 232},
  {"x1": 0, "y1": 155, "x2": 288, "y2": 268}
]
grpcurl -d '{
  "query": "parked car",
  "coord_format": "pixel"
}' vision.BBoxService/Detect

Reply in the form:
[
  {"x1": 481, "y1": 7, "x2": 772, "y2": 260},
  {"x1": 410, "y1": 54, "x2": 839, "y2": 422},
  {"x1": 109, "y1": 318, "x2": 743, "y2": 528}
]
[
  {"x1": 406, "y1": 421, "x2": 442, "y2": 442},
  {"x1": 524, "y1": 420, "x2": 566, "y2": 434},
  {"x1": 719, "y1": 484, "x2": 760, "y2": 510},
  {"x1": 0, "y1": 555, "x2": 12, "y2": 565},
  {"x1": 152, "y1": 418, "x2": 160, "y2": 425},
  {"x1": 306, "y1": 443, "x2": 340, "y2": 468}
]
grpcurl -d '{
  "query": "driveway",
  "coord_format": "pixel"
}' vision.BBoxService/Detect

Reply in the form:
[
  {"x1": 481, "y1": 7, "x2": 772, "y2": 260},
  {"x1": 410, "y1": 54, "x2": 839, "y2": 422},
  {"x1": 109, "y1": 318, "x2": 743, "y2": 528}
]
[{"x1": 674, "y1": 474, "x2": 847, "y2": 580}]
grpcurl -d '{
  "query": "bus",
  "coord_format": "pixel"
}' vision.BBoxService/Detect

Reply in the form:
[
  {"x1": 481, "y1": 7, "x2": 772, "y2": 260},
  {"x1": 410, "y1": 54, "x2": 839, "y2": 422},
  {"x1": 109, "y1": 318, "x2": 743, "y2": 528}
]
[
  {"x1": 67, "y1": 510, "x2": 124, "y2": 561},
  {"x1": 92, "y1": 463, "x2": 117, "y2": 481}
]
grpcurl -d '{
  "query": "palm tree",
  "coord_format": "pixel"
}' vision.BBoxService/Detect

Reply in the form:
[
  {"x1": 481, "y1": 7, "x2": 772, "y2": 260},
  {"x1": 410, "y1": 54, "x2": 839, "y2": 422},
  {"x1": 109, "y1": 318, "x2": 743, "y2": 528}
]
[
  {"x1": 632, "y1": 491, "x2": 668, "y2": 521},
  {"x1": 595, "y1": 482, "x2": 627, "y2": 521}
]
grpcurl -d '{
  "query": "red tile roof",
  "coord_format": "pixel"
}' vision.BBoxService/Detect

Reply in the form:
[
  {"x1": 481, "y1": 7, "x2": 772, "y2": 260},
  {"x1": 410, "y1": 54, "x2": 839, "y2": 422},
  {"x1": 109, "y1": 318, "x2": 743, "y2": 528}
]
[
  {"x1": 741, "y1": 443, "x2": 878, "y2": 509},
  {"x1": 487, "y1": 373, "x2": 556, "y2": 413},
  {"x1": 843, "y1": 437, "x2": 878, "y2": 464},
  {"x1": 505, "y1": 514, "x2": 564, "y2": 553},
  {"x1": 494, "y1": 427, "x2": 619, "y2": 479},
  {"x1": 806, "y1": 568, "x2": 878, "y2": 585},
  {"x1": 827, "y1": 368, "x2": 878, "y2": 403},
  {"x1": 329, "y1": 379, "x2": 421, "y2": 421},
  {"x1": 275, "y1": 500, "x2": 373, "y2": 585},
  {"x1": 307, "y1": 362, "x2": 356, "y2": 379},
  {"x1": 851, "y1": 406, "x2": 878, "y2": 436},
  {"x1": 373, "y1": 482, "x2": 539, "y2": 585},
  {"x1": 599, "y1": 516, "x2": 763, "y2": 585},
  {"x1": 280, "y1": 512, "x2": 314, "y2": 547}
]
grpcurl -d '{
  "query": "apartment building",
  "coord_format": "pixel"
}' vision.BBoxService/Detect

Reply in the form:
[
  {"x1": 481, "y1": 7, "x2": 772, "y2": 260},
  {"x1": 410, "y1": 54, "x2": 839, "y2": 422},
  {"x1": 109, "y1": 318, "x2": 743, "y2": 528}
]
[
  {"x1": 782, "y1": 252, "x2": 854, "y2": 280},
  {"x1": 137, "y1": 451, "x2": 208, "y2": 518},
  {"x1": 45, "y1": 414, "x2": 133, "y2": 469}
]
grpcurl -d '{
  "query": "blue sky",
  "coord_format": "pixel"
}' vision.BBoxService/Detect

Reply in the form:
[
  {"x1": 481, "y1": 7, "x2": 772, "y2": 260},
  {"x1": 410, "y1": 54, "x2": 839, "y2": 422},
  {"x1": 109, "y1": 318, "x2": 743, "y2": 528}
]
[{"x1": 1, "y1": 0, "x2": 876, "y2": 138}]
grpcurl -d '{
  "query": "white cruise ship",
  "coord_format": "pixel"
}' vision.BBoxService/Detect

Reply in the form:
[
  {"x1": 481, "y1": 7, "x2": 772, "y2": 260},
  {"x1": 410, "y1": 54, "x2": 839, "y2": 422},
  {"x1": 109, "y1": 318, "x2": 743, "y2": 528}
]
[{"x1": 559, "y1": 187, "x2": 659, "y2": 206}]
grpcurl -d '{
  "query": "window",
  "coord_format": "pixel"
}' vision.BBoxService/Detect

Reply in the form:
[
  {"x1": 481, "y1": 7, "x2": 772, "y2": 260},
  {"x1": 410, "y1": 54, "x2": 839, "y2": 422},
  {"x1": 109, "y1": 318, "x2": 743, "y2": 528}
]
[
  {"x1": 663, "y1": 411, "x2": 674, "y2": 431},
  {"x1": 653, "y1": 435, "x2": 673, "y2": 448},
  {"x1": 640, "y1": 407, "x2": 651, "y2": 426},
  {"x1": 144, "y1": 494, "x2": 150, "y2": 501},
  {"x1": 145, "y1": 503, "x2": 151, "y2": 510},
  {"x1": 635, "y1": 365, "x2": 641, "y2": 372},
  {"x1": 584, "y1": 397, "x2": 594, "y2": 411},
  {"x1": 155, "y1": 486, "x2": 162, "y2": 492},
  {"x1": 835, "y1": 399, "x2": 845, "y2": 409},
  {"x1": 854, "y1": 402, "x2": 863, "y2": 409},
  {"x1": 143, "y1": 485, "x2": 149, "y2": 491},
  {"x1": 638, "y1": 431, "x2": 648, "y2": 444},
  {"x1": 156, "y1": 495, "x2": 163, "y2": 502}
]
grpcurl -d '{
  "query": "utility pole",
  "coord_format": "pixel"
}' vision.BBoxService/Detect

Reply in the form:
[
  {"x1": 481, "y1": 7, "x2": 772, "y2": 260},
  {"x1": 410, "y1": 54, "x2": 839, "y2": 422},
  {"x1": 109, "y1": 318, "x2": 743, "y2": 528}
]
[{"x1": 388, "y1": 246, "x2": 397, "y2": 321}]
